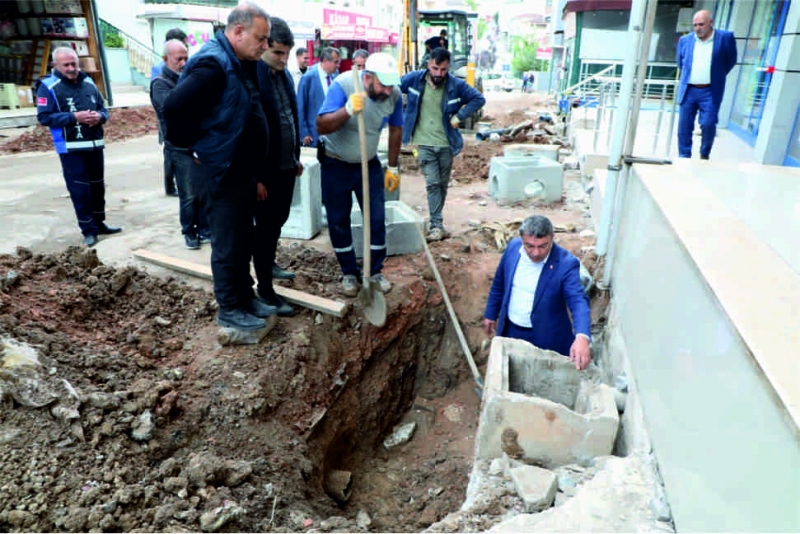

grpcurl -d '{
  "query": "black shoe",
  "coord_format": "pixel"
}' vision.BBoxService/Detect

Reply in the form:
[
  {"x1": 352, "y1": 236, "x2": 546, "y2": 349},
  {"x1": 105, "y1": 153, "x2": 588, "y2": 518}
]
[
  {"x1": 83, "y1": 234, "x2": 98, "y2": 247},
  {"x1": 198, "y1": 234, "x2": 211, "y2": 245},
  {"x1": 272, "y1": 263, "x2": 295, "y2": 280},
  {"x1": 700, "y1": 155, "x2": 710, "y2": 160},
  {"x1": 243, "y1": 297, "x2": 277, "y2": 318},
  {"x1": 166, "y1": 190, "x2": 179, "y2": 197},
  {"x1": 184, "y1": 234, "x2": 200, "y2": 250},
  {"x1": 260, "y1": 292, "x2": 295, "y2": 317},
  {"x1": 216, "y1": 308, "x2": 266, "y2": 331},
  {"x1": 98, "y1": 223, "x2": 122, "y2": 235}
]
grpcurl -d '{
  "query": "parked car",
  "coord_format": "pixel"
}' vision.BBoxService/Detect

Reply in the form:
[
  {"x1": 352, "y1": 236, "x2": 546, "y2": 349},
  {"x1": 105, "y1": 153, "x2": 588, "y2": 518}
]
[{"x1": 483, "y1": 72, "x2": 516, "y2": 92}]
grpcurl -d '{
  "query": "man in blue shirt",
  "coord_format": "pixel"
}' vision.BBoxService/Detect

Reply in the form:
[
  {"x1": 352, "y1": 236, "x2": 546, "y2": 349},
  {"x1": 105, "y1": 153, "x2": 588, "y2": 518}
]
[{"x1": 316, "y1": 52, "x2": 403, "y2": 297}]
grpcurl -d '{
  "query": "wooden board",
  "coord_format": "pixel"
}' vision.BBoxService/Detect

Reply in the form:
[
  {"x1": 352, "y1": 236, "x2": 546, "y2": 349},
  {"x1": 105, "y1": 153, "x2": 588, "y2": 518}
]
[{"x1": 132, "y1": 249, "x2": 349, "y2": 318}]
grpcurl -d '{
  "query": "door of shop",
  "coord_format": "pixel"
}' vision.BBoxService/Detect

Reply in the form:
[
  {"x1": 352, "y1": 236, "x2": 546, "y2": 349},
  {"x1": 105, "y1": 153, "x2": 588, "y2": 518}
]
[{"x1": 727, "y1": 0, "x2": 790, "y2": 144}]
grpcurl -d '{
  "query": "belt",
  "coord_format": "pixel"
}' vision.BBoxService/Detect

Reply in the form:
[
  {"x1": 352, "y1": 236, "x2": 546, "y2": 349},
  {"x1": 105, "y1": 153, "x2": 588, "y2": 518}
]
[
  {"x1": 689, "y1": 84, "x2": 711, "y2": 88},
  {"x1": 325, "y1": 151, "x2": 359, "y2": 164},
  {"x1": 66, "y1": 139, "x2": 105, "y2": 150},
  {"x1": 508, "y1": 320, "x2": 532, "y2": 331}
]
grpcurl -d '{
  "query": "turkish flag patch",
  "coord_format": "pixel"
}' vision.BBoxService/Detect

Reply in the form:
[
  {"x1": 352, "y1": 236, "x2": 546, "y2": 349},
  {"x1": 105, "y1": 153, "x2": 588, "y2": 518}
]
[{"x1": 37, "y1": 97, "x2": 47, "y2": 105}]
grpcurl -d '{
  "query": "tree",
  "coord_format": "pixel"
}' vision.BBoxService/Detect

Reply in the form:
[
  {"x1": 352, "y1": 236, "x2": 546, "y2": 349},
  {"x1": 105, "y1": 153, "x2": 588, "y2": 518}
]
[{"x1": 510, "y1": 36, "x2": 549, "y2": 74}]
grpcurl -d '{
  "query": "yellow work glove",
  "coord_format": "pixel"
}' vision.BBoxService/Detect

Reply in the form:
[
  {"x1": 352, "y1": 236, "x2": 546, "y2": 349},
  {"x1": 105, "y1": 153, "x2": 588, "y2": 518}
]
[
  {"x1": 384, "y1": 166, "x2": 400, "y2": 193},
  {"x1": 345, "y1": 91, "x2": 366, "y2": 116},
  {"x1": 450, "y1": 114, "x2": 461, "y2": 128}
]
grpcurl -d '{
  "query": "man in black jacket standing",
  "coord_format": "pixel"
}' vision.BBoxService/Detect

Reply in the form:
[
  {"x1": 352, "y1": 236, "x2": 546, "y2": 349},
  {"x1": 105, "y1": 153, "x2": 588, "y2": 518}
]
[
  {"x1": 36, "y1": 46, "x2": 121, "y2": 248},
  {"x1": 254, "y1": 17, "x2": 302, "y2": 317},
  {"x1": 164, "y1": 3, "x2": 276, "y2": 332},
  {"x1": 150, "y1": 39, "x2": 210, "y2": 250}
]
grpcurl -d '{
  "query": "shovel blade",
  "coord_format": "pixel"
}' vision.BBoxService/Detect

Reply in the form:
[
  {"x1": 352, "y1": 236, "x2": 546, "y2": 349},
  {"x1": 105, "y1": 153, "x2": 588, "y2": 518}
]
[{"x1": 358, "y1": 288, "x2": 386, "y2": 327}]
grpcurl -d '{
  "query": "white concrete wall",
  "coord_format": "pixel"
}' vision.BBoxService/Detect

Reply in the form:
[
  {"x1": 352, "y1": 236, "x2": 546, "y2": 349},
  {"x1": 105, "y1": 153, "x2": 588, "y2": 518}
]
[
  {"x1": 95, "y1": 0, "x2": 151, "y2": 47},
  {"x1": 606, "y1": 167, "x2": 800, "y2": 532}
]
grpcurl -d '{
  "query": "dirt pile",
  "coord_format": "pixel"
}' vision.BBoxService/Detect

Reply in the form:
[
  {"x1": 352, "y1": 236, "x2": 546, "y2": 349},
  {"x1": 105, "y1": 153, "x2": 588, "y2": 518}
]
[
  {"x1": 0, "y1": 107, "x2": 159, "y2": 155},
  {"x1": 0, "y1": 241, "x2": 498, "y2": 532}
]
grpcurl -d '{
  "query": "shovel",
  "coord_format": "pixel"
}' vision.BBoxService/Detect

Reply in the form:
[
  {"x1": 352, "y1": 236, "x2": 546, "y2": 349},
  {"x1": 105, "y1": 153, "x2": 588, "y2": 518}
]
[{"x1": 353, "y1": 68, "x2": 387, "y2": 327}]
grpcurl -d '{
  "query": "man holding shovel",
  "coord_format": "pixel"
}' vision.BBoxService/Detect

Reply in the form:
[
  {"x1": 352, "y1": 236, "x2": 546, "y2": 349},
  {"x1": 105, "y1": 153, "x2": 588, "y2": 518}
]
[{"x1": 316, "y1": 52, "x2": 403, "y2": 298}]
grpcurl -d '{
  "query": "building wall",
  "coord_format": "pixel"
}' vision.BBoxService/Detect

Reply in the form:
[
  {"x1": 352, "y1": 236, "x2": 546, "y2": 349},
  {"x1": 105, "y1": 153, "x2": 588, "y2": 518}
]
[
  {"x1": 607, "y1": 166, "x2": 800, "y2": 532},
  {"x1": 96, "y1": 0, "x2": 151, "y2": 46}
]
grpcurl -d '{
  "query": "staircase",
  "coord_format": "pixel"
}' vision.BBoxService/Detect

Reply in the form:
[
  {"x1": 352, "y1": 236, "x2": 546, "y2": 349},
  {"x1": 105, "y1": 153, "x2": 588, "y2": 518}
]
[{"x1": 99, "y1": 19, "x2": 160, "y2": 92}]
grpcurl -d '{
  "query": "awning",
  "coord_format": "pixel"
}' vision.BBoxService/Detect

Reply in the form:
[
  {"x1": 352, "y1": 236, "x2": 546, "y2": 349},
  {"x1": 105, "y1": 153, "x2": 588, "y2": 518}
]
[{"x1": 563, "y1": 0, "x2": 632, "y2": 13}]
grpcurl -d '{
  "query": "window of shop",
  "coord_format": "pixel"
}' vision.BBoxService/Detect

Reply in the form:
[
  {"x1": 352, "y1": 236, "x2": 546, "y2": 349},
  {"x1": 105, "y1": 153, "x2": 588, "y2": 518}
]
[
  {"x1": 727, "y1": 0, "x2": 790, "y2": 144},
  {"x1": 786, "y1": 105, "x2": 800, "y2": 167}
]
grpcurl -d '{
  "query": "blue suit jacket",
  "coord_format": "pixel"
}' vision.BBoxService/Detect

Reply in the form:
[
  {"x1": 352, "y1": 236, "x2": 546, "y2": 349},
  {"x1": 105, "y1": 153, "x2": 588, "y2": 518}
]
[
  {"x1": 484, "y1": 238, "x2": 591, "y2": 356},
  {"x1": 296, "y1": 64, "x2": 330, "y2": 147},
  {"x1": 676, "y1": 29, "x2": 737, "y2": 109}
]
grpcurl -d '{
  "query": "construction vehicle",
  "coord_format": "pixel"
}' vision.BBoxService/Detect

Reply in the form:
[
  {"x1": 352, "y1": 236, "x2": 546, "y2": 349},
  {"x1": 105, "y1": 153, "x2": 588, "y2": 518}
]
[{"x1": 399, "y1": 3, "x2": 483, "y2": 129}]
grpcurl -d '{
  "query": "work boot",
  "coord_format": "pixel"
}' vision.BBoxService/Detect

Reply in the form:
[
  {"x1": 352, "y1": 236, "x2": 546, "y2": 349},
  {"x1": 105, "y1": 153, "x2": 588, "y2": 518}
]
[
  {"x1": 272, "y1": 263, "x2": 295, "y2": 280},
  {"x1": 370, "y1": 273, "x2": 392, "y2": 294},
  {"x1": 98, "y1": 223, "x2": 122, "y2": 235},
  {"x1": 216, "y1": 308, "x2": 266, "y2": 331},
  {"x1": 259, "y1": 292, "x2": 295, "y2": 317},
  {"x1": 83, "y1": 234, "x2": 98, "y2": 247},
  {"x1": 243, "y1": 297, "x2": 277, "y2": 318},
  {"x1": 341, "y1": 274, "x2": 359, "y2": 297}
]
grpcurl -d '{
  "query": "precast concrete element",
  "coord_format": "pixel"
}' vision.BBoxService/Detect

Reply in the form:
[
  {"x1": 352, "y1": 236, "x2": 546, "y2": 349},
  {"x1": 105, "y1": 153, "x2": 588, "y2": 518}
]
[
  {"x1": 282, "y1": 157, "x2": 322, "y2": 240},
  {"x1": 475, "y1": 337, "x2": 619, "y2": 468},
  {"x1": 351, "y1": 201, "x2": 425, "y2": 258},
  {"x1": 509, "y1": 464, "x2": 558, "y2": 513},
  {"x1": 488, "y1": 156, "x2": 563, "y2": 203},
  {"x1": 503, "y1": 143, "x2": 560, "y2": 161}
]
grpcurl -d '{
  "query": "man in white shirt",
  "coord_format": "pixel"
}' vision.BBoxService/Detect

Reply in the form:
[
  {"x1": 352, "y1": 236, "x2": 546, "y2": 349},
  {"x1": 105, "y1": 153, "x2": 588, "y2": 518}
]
[
  {"x1": 676, "y1": 9, "x2": 737, "y2": 160},
  {"x1": 483, "y1": 215, "x2": 592, "y2": 370},
  {"x1": 291, "y1": 46, "x2": 309, "y2": 90}
]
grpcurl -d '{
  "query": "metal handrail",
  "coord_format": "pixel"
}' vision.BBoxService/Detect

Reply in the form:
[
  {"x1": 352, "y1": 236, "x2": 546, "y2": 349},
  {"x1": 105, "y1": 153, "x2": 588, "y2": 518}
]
[
  {"x1": 99, "y1": 19, "x2": 161, "y2": 77},
  {"x1": 562, "y1": 64, "x2": 615, "y2": 96}
]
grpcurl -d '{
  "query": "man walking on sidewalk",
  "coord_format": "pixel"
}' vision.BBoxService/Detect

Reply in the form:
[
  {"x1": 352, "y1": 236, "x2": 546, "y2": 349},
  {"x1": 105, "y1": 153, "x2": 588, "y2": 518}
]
[
  {"x1": 676, "y1": 9, "x2": 737, "y2": 160},
  {"x1": 400, "y1": 47, "x2": 485, "y2": 241}
]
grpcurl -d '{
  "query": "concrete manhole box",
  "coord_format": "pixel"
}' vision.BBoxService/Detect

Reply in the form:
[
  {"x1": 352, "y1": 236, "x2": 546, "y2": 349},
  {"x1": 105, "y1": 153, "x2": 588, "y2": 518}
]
[{"x1": 475, "y1": 337, "x2": 619, "y2": 468}]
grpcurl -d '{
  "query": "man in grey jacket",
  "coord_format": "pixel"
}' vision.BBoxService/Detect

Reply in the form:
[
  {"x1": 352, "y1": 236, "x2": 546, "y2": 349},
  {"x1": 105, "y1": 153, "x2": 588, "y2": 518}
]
[{"x1": 150, "y1": 39, "x2": 209, "y2": 249}]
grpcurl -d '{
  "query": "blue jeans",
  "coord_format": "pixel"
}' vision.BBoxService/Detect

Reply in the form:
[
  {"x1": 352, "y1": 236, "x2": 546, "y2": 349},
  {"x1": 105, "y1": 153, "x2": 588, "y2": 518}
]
[
  {"x1": 59, "y1": 150, "x2": 105, "y2": 236},
  {"x1": 677, "y1": 85, "x2": 718, "y2": 158},
  {"x1": 321, "y1": 155, "x2": 386, "y2": 277},
  {"x1": 417, "y1": 145, "x2": 453, "y2": 230},
  {"x1": 168, "y1": 148, "x2": 210, "y2": 238}
]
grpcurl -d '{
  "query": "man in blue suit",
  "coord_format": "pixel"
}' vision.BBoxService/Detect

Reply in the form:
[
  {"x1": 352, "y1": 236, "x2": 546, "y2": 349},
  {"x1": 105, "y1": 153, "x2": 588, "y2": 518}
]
[
  {"x1": 676, "y1": 9, "x2": 737, "y2": 160},
  {"x1": 296, "y1": 46, "x2": 340, "y2": 147},
  {"x1": 483, "y1": 215, "x2": 592, "y2": 370}
]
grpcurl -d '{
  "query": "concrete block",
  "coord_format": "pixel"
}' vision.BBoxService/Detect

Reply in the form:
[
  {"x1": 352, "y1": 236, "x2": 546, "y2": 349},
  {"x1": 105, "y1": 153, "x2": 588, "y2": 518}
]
[
  {"x1": 351, "y1": 201, "x2": 425, "y2": 258},
  {"x1": 475, "y1": 337, "x2": 619, "y2": 468},
  {"x1": 282, "y1": 158, "x2": 321, "y2": 240},
  {"x1": 503, "y1": 143, "x2": 560, "y2": 161},
  {"x1": 509, "y1": 464, "x2": 557, "y2": 513},
  {"x1": 488, "y1": 156, "x2": 563, "y2": 203}
]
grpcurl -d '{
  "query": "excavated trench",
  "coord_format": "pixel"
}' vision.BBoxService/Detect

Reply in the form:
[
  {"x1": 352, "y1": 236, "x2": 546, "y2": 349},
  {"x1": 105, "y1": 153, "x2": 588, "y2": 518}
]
[{"x1": 0, "y1": 246, "x2": 480, "y2": 533}]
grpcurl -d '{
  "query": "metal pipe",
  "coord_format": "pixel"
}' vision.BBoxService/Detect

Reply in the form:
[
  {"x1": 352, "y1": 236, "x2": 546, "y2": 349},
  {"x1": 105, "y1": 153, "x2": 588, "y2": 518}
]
[
  {"x1": 602, "y1": 0, "x2": 659, "y2": 287},
  {"x1": 594, "y1": 0, "x2": 647, "y2": 257},
  {"x1": 653, "y1": 82, "x2": 667, "y2": 154},
  {"x1": 665, "y1": 79, "x2": 679, "y2": 157}
]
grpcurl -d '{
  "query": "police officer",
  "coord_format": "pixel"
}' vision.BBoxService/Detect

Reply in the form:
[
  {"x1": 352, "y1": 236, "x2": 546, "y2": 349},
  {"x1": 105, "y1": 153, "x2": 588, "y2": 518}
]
[{"x1": 36, "y1": 46, "x2": 121, "y2": 247}]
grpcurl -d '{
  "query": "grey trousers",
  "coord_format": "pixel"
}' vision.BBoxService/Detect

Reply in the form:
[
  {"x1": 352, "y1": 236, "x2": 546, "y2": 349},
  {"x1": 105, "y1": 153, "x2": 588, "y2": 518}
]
[{"x1": 417, "y1": 145, "x2": 454, "y2": 229}]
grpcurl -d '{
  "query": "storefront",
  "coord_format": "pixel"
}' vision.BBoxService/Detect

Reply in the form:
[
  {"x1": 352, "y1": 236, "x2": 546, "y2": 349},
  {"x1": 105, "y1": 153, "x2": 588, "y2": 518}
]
[{"x1": 0, "y1": 0, "x2": 109, "y2": 107}]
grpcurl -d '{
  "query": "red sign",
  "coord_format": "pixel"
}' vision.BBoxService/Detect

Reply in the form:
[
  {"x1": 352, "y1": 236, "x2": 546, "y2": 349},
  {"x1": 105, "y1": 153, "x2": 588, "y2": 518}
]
[
  {"x1": 536, "y1": 47, "x2": 553, "y2": 60},
  {"x1": 365, "y1": 27, "x2": 388, "y2": 42},
  {"x1": 322, "y1": 8, "x2": 372, "y2": 27}
]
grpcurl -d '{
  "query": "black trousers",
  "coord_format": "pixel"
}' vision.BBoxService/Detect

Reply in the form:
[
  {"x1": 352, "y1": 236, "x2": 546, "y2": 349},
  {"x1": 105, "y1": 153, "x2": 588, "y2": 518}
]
[
  {"x1": 253, "y1": 167, "x2": 297, "y2": 298},
  {"x1": 192, "y1": 159, "x2": 257, "y2": 310},
  {"x1": 59, "y1": 149, "x2": 105, "y2": 236}
]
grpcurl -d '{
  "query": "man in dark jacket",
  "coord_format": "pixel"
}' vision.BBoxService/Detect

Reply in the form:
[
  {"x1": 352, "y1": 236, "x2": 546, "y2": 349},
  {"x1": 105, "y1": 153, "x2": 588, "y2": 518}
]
[
  {"x1": 36, "y1": 46, "x2": 121, "y2": 248},
  {"x1": 150, "y1": 39, "x2": 210, "y2": 250},
  {"x1": 253, "y1": 17, "x2": 302, "y2": 317},
  {"x1": 164, "y1": 3, "x2": 276, "y2": 332},
  {"x1": 400, "y1": 47, "x2": 485, "y2": 242}
]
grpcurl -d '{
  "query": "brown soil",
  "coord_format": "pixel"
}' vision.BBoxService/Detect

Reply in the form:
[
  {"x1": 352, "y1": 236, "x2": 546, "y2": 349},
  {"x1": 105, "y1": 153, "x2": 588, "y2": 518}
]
[
  {"x1": 0, "y1": 107, "x2": 159, "y2": 155},
  {"x1": 0, "y1": 95, "x2": 603, "y2": 533}
]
